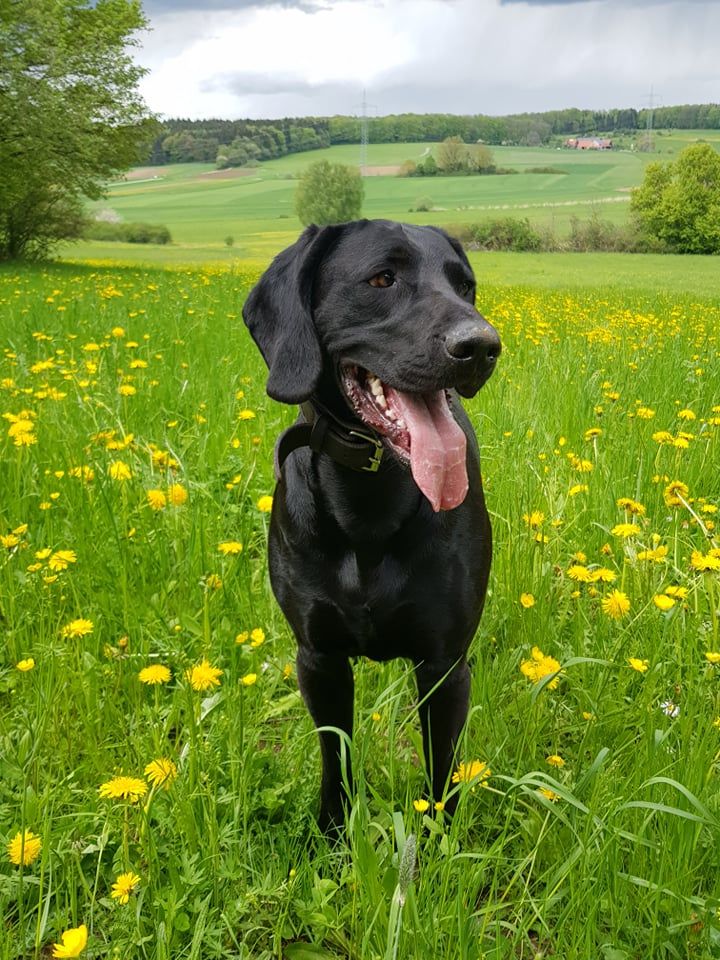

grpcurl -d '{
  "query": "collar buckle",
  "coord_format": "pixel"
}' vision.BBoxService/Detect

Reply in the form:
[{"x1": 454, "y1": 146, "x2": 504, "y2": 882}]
[{"x1": 349, "y1": 430, "x2": 384, "y2": 472}]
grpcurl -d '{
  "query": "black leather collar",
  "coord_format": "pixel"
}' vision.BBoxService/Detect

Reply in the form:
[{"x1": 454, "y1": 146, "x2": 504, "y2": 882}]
[{"x1": 274, "y1": 400, "x2": 384, "y2": 480}]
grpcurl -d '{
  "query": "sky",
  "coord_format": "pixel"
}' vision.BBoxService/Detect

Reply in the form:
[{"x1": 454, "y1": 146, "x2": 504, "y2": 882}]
[{"x1": 136, "y1": 0, "x2": 720, "y2": 120}]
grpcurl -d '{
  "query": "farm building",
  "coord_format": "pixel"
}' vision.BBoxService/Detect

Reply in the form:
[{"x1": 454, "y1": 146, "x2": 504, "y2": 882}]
[{"x1": 564, "y1": 137, "x2": 614, "y2": 149}]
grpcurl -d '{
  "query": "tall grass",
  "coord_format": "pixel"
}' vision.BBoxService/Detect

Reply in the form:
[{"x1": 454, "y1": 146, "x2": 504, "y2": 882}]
[{"x1": 1, "y1": 261, "x2": 719, "y2": 958}]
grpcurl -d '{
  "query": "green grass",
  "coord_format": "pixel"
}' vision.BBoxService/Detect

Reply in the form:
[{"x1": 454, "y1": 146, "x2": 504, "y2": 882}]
[
  {"x1": 64, "y1": 134, "x2": 720, "y2": 265},
  {"x1": 2, "y1": 259, "x2": 720, "y2": 958}
]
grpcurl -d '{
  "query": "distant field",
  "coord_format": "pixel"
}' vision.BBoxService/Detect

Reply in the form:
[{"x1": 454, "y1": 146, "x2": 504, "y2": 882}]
[{"x1": 62, "y1": 133, "x2": 720, "y2": 266}]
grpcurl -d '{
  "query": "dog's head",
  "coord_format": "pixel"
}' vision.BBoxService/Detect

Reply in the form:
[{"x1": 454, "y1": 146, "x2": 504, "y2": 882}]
[{"x1": 243, "y1": 219, "x2": 501, "y2": 510}]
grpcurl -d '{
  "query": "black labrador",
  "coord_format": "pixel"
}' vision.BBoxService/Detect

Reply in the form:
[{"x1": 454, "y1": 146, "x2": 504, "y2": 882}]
[{"x1": 243, "y1": 219, "x2": 500, "y2": 832}]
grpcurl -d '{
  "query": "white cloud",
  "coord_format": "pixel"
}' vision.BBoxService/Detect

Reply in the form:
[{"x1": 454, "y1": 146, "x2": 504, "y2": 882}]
[{"x1": 136, "y1": 0, "x2": 720, "y2": 119}]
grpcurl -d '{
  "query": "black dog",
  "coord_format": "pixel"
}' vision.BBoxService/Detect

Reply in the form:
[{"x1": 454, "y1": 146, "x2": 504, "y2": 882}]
[{"x1": 243, "y1": 219, "x2": 500, "y2": 832}]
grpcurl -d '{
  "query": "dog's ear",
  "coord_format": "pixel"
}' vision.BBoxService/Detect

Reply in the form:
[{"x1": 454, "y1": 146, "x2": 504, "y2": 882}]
[
  {"x1": 427, "y1": 226, "x2": 474, "y2": 274},
  {"x1": 243, "y1": 225, "x2": 344, "y2": 404}
]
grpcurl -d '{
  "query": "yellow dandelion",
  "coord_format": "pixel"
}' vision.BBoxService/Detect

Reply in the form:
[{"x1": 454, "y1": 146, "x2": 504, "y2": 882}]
[
  {"x1": 108, "y1": 460, "x2": 132, "y2": 482},
  {"x1": 520, "y1": 647, "x2": 562, "y2": 689},
  {"x1": 568, "y1": 484, "x2": 588, "y2": 496},
  {"x1": 690, "y1": 550, "x2": 720, "y2": 572},
  {"x1": 257, "y1": 495, "x2": 273, "y2": 512},
  {"x1": 664, "y1": 481, "x2": 689, "y2": 508},
  {"x1": 637, "y1": 545, "x2": 668, "y2": 562},
  {"x1": 48, "y1": 550, "x2": 77, "y2": 572},
  {"x1": 7, "y1": 829, "x2": 42, "y2": 866},
  {"x1": 205, "y1": 573, "x2": 222, "y2": 590},
  {"x1": 413, "y1": 799, "x2": 430, "y2": 812},
  {"x1": 146, "y1": 489, "x2": 166, "y2": 511},
  {"x1": 138, "y1": 664, "x2": 171, "y2": 685},
  {"x1": 52, "y1": 924, "x2": 88, "y2": 958},
  {"x1": 601, "y1": 590, "x2": 630, "y2": 620},
  {"x1": 111, "y1": 871, "x2": 141, "y2": 905},
  {"x1": 588, "y1": 567, "x2": 617, "y2": 583},
  {"x1": 611, "y1": 523, "x2": 641, "y2": 539},
  {"x1": 218, "y1": 540, "x2": 243, "y2": 556},
  {"x1": 452, "y1": 760, "x2": 491, "y2": 785},
  {"x1": 16, "y1": 658, "x2": 35, "y2": 672},
  {"x1": 522, "y1": 511, "x2": 545, "y2": 529},
  {"x1": 653, "y1": 594, "x2": 676, "y2": 611},
  {"x1": 144, "y1": 757, "x2": 177, "y2": 790},
  {"x1": 187, "y1": 659, "x2": 222, "y2": 691},
  {"x1": 677, "y1": 409, "x2": 696, "y2": 420},
  {"x1": 118, "y1": 384, "x2": 136, "y2": 397},
  {"x1": 538, "y1": 787, "x2": 560, "y2": 802},
  {"x1": 98, "y1": 776, "x2": 148, "y2": 802},
  {"x1": 628, "y1": 657, "x2": 649, "y2": 674},
  {"x1": 705, "y1": 652, "x2": 720, "y2": 665},
  {"x1": 519, "y1": 593, "x2": 535, "y2": 609},
  {"x1": 546, "y1": 755, "x2": 565, "y2": 768},
  {"x1": 567, "y1": 564, "x2": 593, "y2": 583},
  {"x1": 167, "y1": 483, "x2": 188, "y2": 506},
  {"x1": 664, "y1": 585, "x2": 688, "y2": 599},
  {"x1": 250, "y1": 628, "x2": 265, "y2": 647},
  {"x1": 61, "y1": 618, "x2": 94, "y2": 639},
  {"x1": 241, "y1": 672, "x2": 257, "y2": 687},
  {"x1": 235, "y1": 631, "x2": 249, "y2": 644},
  {"x1": 238, "y1": 409, "x2": 256, "y2": 421}
]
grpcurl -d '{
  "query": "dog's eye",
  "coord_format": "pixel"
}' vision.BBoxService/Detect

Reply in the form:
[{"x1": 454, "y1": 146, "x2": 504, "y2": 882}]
[
  {"x1": 368, "y1": 271, "x2": 395, "y2": 288},
  {"x1": 457, "y1": 280, "x2": 473, "y2": 297}
]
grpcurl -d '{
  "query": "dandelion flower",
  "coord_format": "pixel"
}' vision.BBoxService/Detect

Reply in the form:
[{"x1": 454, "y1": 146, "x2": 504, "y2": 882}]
[
  {"x1": 519, "y1": 593, "x2": 535, "y2": 609},
  {"x1": 16, "y1": 658, "x2": 35, "y2": 672},
  {"x1": 589, "y1": 567, "x2": 617, "y2": 583},
  {"x1": 108, "y1": 460, "x2": 132, "y2": 482},
  {"x1": 546, "y1": 755, "x2": 565, "y2": 768},
  {"x1": 187, "y1": 659, "x2": 222, "y2": 691},
  {"x1": 452, "y1": 760, "x2": 491, "y2": 785},
  {"x1": 413, "y1": 799, "x2": 430, "y2": 812},
  {"x1": 250, "y1": 628, "x2": 265, "y2": 647},
  {"x1": 144, "y1": 758, "x2": 177, "y2": 790},
  {"x1": 690, "y1": 550, "x2": 720, "y2": 572},
  {"x1": 167, "y1": 483, "x2": 188, "y2": 506},
  {"x1": 520, "y1": 647, "x2": 562, "y2": 689},
  {"x1": 257, "y1": 495, "x2": 273, "y2": 512},
  {"x1": 637, "y1": 545, "x2": 668, "y2": 562},
  {"x1": 567, "y1": 564, "x2": 593, "y2": 583},
  {"x1": 218, "y1": 540, "x2": 243, "y2": 556},
  {"x1": 52, "y1": 924, "x2": 88, "y2": 958},
  {"x1": 705, "y1": 652, "x2": 720, "y2": 665},
  {"x1": 48, "y1": 550, "x2": 77, "y2": 572},
  {"x1": 538, "y1": 787, "x2": 560, "y2": 802},
  {"x1": 664, "y1": 481, "x2": 689, "y2": 508},
  {"x1": 238, "y1": 409, "x2": 256, "y2": 421},
  {"x1": 653, "y1": 594, "x2": 676, "y2": 611},
  {"x1": 601, "y1": 590, "x2": 630, "y2": 620},
  {"x1": 241, "y1": 672, "x2": 257, "y2": 687},
  {"x1": 7, "y1": 830, "x2": 41, "y2": 866},
  {"x1": 146, "y1": 489, "x2": 166, "y2": 511},
  {"x1": 611, "y1": 523, "x2": 641, "y2": 539},
  {"x1": 138, "y1": 664, "x2": 171, "y2": 685},
  {"x1": 111, "y1": 871, "x2": 141, "y2": 904},
  {"x1": 61, "y1": 618, "x2": 94, "y2": 639},
  {"x1": 664, "y1": 585, "x2": 688, "y2": 599},
  {"x1": 628, "y1": 657, "x2": 649, "y2": 674},
  {"x1": 522, "y1": 511, "x2": 545, "y2": 529},
  {"x1": 98, "y1": 776, "x2": 148, "y2": 803}
]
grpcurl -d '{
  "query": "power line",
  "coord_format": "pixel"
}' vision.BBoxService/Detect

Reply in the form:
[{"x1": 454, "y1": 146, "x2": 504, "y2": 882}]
[{"x1": 354, "y1": 89, "x2": 377, "y2": 175}]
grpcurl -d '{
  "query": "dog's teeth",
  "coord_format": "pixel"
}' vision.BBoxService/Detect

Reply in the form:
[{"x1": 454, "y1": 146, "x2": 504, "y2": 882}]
[
  {"x1": 370, "y1": 379, "x2": 383, "y2": 397},
  {"x1": 377, "y1": 394, "x2": 387, "y2": 409},
  {"x1": 386, "y1": 407, "x2": 396, "y2": 420}
]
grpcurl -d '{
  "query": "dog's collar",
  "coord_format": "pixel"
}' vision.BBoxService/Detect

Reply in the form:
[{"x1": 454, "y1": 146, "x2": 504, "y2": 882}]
[{"x1": 274, "y1": 400, "x2": 385, "y2": 480}]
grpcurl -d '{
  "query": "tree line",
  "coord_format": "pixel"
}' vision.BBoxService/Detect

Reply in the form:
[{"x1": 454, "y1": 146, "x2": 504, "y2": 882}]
[{"x1": 146, "y1": 103, "x2": 720, "y2": 167}]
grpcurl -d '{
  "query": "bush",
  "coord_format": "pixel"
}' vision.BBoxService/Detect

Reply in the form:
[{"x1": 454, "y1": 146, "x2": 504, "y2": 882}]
[
  {"x1": 294, "y1": 160, "x2": 363, "y2": 226},
  {"x1": 83, "y1": 221, "x2": 172, "y2": 244},
  {"x1": 412, "y1": 197, "x2": 434, "y2": 212},
  {"x1": 467, "y1": 217, "x2": 545, "y2": 252}
]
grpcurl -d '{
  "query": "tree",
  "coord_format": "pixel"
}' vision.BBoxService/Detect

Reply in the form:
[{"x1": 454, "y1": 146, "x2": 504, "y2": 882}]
[
  {"x1": 0, "y1": 0, "x2": 155, "y2": 260},
  {"x1": 436, "y1": 136, "x2": 469, "y2": 173},
  {"x1": 294, "y1": 161, "x2": 364, "y2": 226},
  {"x1": 631, "y1": 144, "x2": 720, "y2": 253}
]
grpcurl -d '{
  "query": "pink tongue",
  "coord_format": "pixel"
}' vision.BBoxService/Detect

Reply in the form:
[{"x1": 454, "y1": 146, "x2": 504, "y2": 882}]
[{"x1": 387, "y1": 388, "x2": 468, "y2": 512}]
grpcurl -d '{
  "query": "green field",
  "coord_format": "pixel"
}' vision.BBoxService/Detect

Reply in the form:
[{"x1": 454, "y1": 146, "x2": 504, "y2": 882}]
[
  {"x1": 64, "y1": 132, "x2": 720, "y2": 265},
  {"x1": 2, "y1": 257, "x2": 720, "y2": 958}
]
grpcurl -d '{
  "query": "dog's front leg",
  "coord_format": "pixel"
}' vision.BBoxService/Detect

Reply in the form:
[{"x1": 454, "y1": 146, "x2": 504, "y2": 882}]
[
  {"x1": 296, "y1": 647, "x2": 354, "y2": 833},
  {"x1": 414, "y1": 659, "x2": 471, "y2": 815}
]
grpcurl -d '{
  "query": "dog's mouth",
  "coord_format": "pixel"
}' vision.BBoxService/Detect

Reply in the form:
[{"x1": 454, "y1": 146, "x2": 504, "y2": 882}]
[{"x1": 340, "y1": 365, "x2": 468, "y2": 512}]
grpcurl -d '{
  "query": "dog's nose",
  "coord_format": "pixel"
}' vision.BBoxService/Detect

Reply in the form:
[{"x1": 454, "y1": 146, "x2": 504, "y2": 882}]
[{"x1": 444, "y1": 322, "x2": 501, "y2": 366}]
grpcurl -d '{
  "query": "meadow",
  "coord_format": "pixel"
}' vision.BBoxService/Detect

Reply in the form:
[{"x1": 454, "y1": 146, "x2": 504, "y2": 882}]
[
  {"x1": 2, "y1": 255, "x2": 720, "y2": 959},
  {"x1": 63, "y1": 130, "x2": 720, "y2": 265}
]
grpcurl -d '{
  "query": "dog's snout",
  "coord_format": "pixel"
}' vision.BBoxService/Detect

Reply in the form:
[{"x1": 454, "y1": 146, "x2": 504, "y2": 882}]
[{"x1": 444, "y1": 322, "x2": 501, "y2": 366}]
